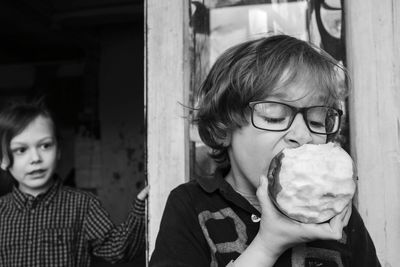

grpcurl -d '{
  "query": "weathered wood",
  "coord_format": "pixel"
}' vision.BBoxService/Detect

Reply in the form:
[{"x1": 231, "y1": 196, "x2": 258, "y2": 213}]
[
  {"x1": 345, "y1": 0, "x2": 400, "y2": 265},
  {"x1": 145, "y1": 0, "x2": 190, "y2": 258}
]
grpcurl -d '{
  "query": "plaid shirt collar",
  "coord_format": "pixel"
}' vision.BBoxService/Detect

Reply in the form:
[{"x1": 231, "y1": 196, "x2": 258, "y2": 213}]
[{"x1": 12, "y1": 177, "x2": 61, "y2": 210}]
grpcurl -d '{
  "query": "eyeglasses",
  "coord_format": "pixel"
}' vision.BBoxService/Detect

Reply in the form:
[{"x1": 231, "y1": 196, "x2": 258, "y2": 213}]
[{"x1": 248, "y1": 101, "x2": 343, "y2": 135}]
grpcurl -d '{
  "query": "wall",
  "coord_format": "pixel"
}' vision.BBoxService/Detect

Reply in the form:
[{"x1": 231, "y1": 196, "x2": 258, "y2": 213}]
[{"x1": 97, "y1": 25, "x2": 145, "y2": 223}]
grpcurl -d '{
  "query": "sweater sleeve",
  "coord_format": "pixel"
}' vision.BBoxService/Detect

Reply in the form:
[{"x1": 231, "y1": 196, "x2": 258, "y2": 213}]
[
  {"x1": 83, "y1": 196, "x2": 146, "y2": 263},
  {"x1": 347, "y1": 207, "x2": 381, "y2": 267},
  {"x1": 150, "y1": 187, "x2": 211, "y2": 267}
]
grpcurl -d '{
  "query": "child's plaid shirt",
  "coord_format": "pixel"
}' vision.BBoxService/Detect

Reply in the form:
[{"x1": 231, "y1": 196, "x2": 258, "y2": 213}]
[{"x1": 0, "y1": 179, "x2": 145, "y2": 267}]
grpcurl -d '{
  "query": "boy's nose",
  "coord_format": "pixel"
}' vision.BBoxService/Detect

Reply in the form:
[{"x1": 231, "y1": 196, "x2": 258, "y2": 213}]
[
  {"x1": 30, "y1": 149, "x2": 42, "y2": 164},
  {"x1": 285, "y1": 113, "x2": 312, "y2": 146}
]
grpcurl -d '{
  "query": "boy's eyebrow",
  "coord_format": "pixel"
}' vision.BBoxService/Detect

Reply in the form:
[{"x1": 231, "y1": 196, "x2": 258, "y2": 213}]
[
  {"x1": 10, "y1": 141, "x2": 27, "y2": 146},
  {"x1": 268, "y1": 92, "x2": 288, "y2": 99},
  {"x1": 269, "y1": 90, "x2": 327, "y2": 102},
  {"x1": 10, "y1": 137, "x2": 54, "y2": 146},
  {"x1": 265, "y1": 92, "x2": 295, "y2": 102}
]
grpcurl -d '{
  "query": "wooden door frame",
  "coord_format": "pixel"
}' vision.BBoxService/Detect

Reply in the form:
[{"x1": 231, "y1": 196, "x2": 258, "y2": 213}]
[{"x1": 145, "y1": 0, "x2": 190, "y2": 258}]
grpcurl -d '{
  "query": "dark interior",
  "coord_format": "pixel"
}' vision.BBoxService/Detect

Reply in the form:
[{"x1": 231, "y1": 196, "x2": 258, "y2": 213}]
[{"x1": 0, "y1": 1, "x2": 145, "y2": 266}]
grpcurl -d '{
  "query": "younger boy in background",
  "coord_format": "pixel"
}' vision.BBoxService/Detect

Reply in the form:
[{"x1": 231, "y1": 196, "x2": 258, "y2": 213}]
[{"x1": 0, "y1": 101, "x2": 148, "y2": 267}]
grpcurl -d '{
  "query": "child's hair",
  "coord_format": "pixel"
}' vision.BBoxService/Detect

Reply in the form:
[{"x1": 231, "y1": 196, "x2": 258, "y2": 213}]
[
  {"x1": 0, "y1": 100, "x2": 58, "y2": 169},
  {"x1": 194, "y1": 34, "x2": 349, "y2": 166}
]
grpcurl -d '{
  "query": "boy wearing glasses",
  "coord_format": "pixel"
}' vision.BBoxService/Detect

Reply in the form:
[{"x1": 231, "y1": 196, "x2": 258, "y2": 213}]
[{"x1": 150, "y1": 35, "x2": 381, "y2": 267}]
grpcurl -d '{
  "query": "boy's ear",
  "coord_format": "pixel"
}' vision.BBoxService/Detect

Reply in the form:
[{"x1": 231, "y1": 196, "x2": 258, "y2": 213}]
[{"x1": 220, "y1": 133, "x2": 231, "y2": 147}]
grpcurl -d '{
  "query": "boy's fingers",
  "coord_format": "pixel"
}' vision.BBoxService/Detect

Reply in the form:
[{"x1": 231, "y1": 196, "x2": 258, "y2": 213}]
[
  {"x1": 342, "y1": 204, "x2": 352, "y2": 227},
  {"x1": 257, "y1": 175, "x2": 288, "y2": 221},
  {"x1": 332, "y1": 203, "x2": 351, "y2": 229},
  {"x1": 137, "y1": 185, "x2": 150, "y2": 200},
  {"x1": 256, "y1": 175, "x2": 272, "y2": 208},
  {"x1": 304, "y1": 205, "x2": 350, "y2": 241},
  {"x1": 257, "y1": 174, "x2": 349, "y2": 242},
  {"x1": 329, "y1": 214, "x2": 344, "y2": 239},
  {"x1": 303, "y1": 219, "x2": 341, "y2": 241},
  {"x1": 315, "y1": 205, "x2": 352, "y2": 240}
]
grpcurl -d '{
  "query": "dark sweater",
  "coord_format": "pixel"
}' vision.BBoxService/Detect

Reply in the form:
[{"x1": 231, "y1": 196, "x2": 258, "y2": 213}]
[{"x1": 150, "y1": 169, "x2": 381, "y2": 267}]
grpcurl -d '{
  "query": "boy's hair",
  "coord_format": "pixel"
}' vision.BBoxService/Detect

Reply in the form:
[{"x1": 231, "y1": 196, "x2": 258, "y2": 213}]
[
  {"x1": 194, "y1": 34, "x2": 349, "y2": 166},
  {"x1": 0, "y1": 100, "x2": 58, "y2": 169}
]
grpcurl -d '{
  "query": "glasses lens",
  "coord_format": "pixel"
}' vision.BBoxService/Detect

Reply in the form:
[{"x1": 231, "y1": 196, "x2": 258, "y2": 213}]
[
  {"x1": 252, "y1": 102, "x2": 292, "y2": 131},
  {"x1": 306, "y1": 107, "x2": 340, "y2": 134}
]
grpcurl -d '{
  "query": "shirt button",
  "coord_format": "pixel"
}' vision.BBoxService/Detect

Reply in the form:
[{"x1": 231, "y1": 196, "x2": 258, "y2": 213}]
[
  {"x1": 27, "y1": 240, "x2": 33, "y2": 246},
  {"x1": 251, "y1": 214, "x2": 260, "y2": 223}
]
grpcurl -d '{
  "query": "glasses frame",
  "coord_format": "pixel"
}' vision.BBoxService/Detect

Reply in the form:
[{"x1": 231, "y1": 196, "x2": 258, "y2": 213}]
[{"x1": 248, "y1": 101, "x2": 343, "y2": 135}]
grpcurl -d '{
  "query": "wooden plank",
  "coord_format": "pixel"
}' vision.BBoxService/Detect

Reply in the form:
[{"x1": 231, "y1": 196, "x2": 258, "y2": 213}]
[
  {"x1": 345, "y1": 0, "x2": 400, "y2": 265},
  {"x1": 145, "y1": 0, "x2": 190, "y2": 258}
]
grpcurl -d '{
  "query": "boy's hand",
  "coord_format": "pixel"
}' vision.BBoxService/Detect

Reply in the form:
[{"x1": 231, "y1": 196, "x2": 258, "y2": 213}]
[
  {"x1": 254, "y1": 175, "x2": 352, "y2": 260},
  {"x1": 137, "y1": 185, "x2": 149, "y2": 201}
]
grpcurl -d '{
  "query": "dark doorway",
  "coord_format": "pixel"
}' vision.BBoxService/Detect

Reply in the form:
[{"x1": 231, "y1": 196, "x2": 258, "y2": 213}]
[{"x1": 0, "y1": 1, "x2": 145, "y2": 266}]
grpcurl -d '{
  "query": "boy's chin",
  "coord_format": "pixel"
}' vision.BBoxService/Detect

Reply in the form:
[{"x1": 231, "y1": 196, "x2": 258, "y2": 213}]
[{"x1": 21, "y1": 177, "x2": 55, "y2": 196}]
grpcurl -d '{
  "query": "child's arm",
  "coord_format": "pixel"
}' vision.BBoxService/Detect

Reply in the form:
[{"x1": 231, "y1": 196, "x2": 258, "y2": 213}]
[
  {"x1": 233, "y1": 175, "x2": 352, "y2": 267},
  {"x1": 83, "y1": 186, "x2": 148, "y2": 263}
]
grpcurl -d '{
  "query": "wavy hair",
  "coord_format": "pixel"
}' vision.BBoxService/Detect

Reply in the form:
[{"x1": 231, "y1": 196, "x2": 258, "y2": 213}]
[
  {"x1": 0, "y1": 100, "x2": 58, "y2": 169},
  {"x1": 194, "y1": 34, "x2": 349, "y2": 166}
]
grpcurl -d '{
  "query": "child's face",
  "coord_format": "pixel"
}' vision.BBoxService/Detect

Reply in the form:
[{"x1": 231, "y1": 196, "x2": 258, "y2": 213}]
[
  {"x1": 227, "y1": 83, "x2": 328, "y2": 194},
  {"x1": 3, "y1": 115, "x2": 58, "y2": 196}
]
